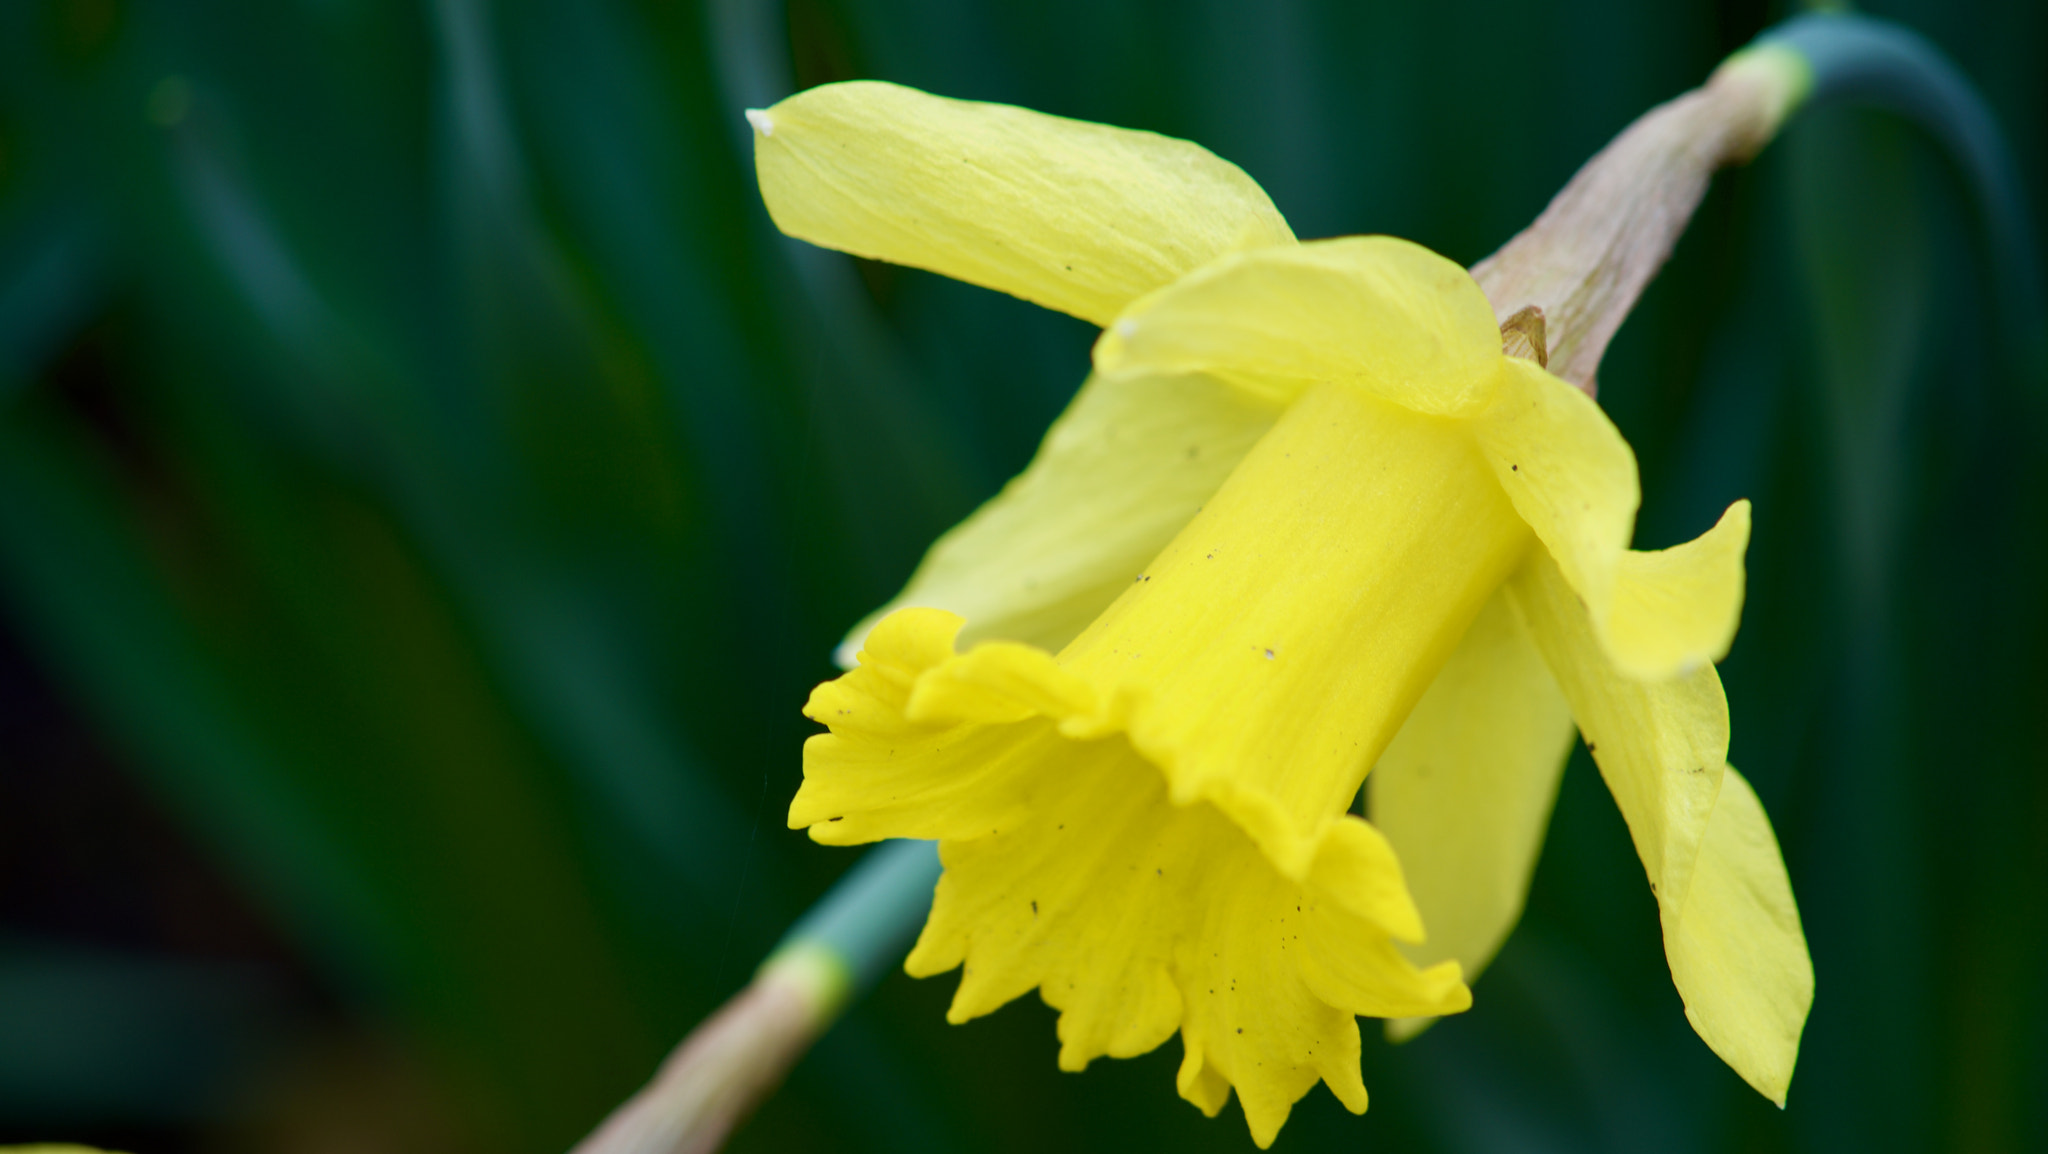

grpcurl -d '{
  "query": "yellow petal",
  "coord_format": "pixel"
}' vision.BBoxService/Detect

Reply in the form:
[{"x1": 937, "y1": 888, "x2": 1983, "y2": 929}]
[
  {"x1": 1472, "y1": 356, "x2": 1637, "y2": 624},
  {"x1": 749, "y1": 81, "x2": 1294, "y2": 327},
  {"x1": 836, "y1": 369, "x2": 1279, "y2": 666},
  {"x1": 1092, "y1": 236, "x2": 1506, "y2": 417},
  {"x1": 1662, "y1": 764, "x2": 1813, "y2": 1105},
  {"x1": 1474, "y1": 359, "x2": 1752, "y2": 679},
  {"x1": 1508, "y1": 549, "x2": 1727, "y2": 931},
  {"x1": 1607, "y1": 500, "x2": 1752, "y2": 678},
  {"x1": 1368, "y1": 587, "x2": 1576, "y2": 1040},
  {"x1": 1512, "y1": 550, "x2": 1811, "y2": 1099}
]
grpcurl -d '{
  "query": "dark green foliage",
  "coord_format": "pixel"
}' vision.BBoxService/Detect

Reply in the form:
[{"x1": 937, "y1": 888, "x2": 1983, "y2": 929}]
[{"x1": 0, "y1": 0, "x2": 2041, "y2": 1150}]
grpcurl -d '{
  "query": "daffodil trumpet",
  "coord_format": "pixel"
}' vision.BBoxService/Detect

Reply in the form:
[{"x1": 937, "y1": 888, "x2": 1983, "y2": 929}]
[{"x1": 798, "y1": 369, "x2": 1520, "y2": 1139}]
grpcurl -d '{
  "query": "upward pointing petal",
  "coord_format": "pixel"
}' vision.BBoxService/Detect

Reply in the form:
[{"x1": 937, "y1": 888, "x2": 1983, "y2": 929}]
[
  {"x1": 1472, "y1": 357, "x2": 1638, "y2": 623},
  {"x1": 1607, "y1": 500, "x2": 1751, "y2": 678},
  {"x1": 750, "y1": 81, "x2": 1295, "y2": 327}
]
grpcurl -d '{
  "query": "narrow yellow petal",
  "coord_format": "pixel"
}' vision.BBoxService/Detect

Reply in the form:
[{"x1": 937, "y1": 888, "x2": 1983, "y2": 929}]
[
  {"x1": 1607, "y1": 500, "x2": 1752, "y2": 678},
  {"x1": 836, "y1": 370, "x2": 1279, "y2": 665},
  {"x1": 1474, "y1": 359, "x2": 1752, "y2": 679},
  {"x1": 1368, "y1": 587, "x2": 1576, "y2": 1040},
  {"x1": 1662, "y1": 764, "x2": 1813, "y2": 1105},
  {"x1": 1508, "y1": 549, "x2": 1727, "y2": 929},
  {"x1": 750, "y1": 81, "x2": 1294, "y2": 327},
  {"x1": 1513, "y1": 550, "x2": 1809, "y2": 1100},
  {"x1": 1092, "y1": 237, "x2": 1507, "y2": 417},
  {"x1": 1472, "y1": 356, "x2": 1637, "y2": 623}
]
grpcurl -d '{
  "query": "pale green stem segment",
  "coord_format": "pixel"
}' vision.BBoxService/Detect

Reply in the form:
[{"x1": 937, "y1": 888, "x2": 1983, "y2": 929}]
[
  {"x1": 570, "y1": 841, "x2": 939, "y2": 1154},
  {"x1": 1756, "y1": 12, "x2": 2047, "y2": 381},
  {"x1": 765, "y1": 836, "x2": 942, "y2": 999}
]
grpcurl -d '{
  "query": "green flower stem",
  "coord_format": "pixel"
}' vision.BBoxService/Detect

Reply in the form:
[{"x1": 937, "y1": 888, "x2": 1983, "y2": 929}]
[
  {"x1": 1758, "y1": 12, "x2": 2047, "y2": 379},
  {"x1": 763, "y1": 837, "x2": 943, "y2": 1001},
  {"x1": 572, "y1": 840, "x2": 942, "y2": 1154}
]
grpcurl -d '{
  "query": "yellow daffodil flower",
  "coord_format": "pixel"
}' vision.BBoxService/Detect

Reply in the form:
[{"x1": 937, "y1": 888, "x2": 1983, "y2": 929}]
[{"x1": 753, "y1": 81, "x2": 1813, "y2": 1145}]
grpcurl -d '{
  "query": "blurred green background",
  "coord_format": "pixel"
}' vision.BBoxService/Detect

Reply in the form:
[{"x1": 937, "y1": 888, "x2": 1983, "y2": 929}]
[{"x1": 1, "y1": 0, "x2": 2042, "y2": 1150}]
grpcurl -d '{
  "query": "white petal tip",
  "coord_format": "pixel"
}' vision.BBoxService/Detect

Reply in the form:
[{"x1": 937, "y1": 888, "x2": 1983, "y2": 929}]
[{"x1": 744, "y1": 108, "x2": 774, "y2": 137}]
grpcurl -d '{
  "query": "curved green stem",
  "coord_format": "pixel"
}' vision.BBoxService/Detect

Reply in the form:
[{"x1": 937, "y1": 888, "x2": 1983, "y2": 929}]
[{"x1": 1759, "y1": 12, "x2": 2047, "y2": 381}]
